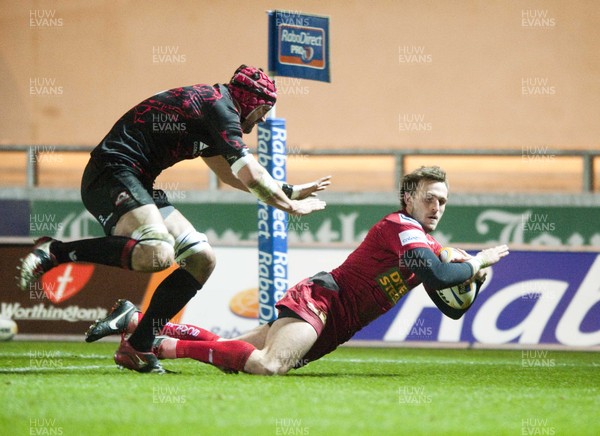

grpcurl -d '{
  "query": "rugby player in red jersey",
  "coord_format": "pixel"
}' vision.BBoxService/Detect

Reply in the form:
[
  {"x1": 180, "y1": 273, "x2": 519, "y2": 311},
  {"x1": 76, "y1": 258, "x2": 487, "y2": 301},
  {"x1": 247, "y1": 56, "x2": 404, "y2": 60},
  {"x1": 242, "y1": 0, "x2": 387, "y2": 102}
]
[
  {"x1": 87, "y1": 166, "x2": 508, "y2": 374},
  {"x1": 17, "y1": 65, "x2": 331, "y2": 373}
]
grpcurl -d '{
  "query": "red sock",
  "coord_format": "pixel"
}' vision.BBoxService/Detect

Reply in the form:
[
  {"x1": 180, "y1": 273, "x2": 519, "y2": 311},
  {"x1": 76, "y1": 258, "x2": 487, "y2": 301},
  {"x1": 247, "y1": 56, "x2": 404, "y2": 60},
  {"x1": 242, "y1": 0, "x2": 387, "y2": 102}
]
[
  {"x1": 160, "y1": 322, "x2": 221, "y2": 341},
  {"x1": 176, "y1": 340, "x2": 256, "y2": 372}
]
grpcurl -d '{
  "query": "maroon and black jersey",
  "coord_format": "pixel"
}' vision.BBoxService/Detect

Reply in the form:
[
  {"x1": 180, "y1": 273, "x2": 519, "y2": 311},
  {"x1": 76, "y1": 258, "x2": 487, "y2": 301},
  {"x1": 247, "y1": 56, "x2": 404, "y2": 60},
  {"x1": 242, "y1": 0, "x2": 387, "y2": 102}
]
[{"x1": 91, "y1": 84, "x2": 246, "y2": 182}]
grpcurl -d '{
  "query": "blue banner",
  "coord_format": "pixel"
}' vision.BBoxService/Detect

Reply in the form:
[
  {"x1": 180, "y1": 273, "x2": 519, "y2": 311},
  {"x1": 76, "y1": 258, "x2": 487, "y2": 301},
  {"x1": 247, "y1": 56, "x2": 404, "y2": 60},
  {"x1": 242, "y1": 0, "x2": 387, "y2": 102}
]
[
  {"x1": 256, "y1": 119, "x2": 288, "y2": 324},
  {"x1": 355, "y1": 251, "x2": 600, "y2": 347},
  {"x1": 268, "y1": 10, "x2": 330, "y2": 82}
]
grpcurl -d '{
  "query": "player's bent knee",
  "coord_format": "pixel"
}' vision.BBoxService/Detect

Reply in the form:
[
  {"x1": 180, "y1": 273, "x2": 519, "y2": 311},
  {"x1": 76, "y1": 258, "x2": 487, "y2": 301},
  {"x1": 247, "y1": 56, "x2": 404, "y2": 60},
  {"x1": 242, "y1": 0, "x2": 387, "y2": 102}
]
[
  {"x1": 131, "y1": 223, "x2": 175, "y2": 272},
  {"x1": 174, "y1": 230, "x2": 214, "y2": 271},
  {"x1": 133, "y1": 245, "x2": 175, "y2": 272}
]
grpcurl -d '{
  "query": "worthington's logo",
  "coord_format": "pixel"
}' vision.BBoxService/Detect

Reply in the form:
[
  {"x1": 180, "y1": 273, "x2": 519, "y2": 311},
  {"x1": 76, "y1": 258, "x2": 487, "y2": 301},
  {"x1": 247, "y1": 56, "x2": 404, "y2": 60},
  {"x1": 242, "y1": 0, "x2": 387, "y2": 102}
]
[{"x1": 1, "y1": 303, "x2": 107, "y2": 322}]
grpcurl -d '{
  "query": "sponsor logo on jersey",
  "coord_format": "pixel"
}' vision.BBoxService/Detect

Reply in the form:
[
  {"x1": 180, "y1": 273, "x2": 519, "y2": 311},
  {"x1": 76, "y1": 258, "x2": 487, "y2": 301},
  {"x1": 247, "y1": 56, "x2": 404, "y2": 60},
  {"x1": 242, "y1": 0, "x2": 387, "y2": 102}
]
[
  {"x1": 192, "y1": 141, "x2": 209, "y2": 156},
  {"x1": 376, "y1": 267, "x2": 409, "y2": 304},
  {"x1": 399, "y1": 229, "x2": 428, "y2": 246}
]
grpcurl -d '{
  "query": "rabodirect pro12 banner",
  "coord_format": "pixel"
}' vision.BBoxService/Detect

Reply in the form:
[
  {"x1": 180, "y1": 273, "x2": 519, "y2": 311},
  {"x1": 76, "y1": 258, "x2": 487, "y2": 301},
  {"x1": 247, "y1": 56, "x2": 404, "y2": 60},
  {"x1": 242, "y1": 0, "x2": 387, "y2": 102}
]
[{"x1": 268, "y1": 10, "x2": 330, "y2": 82}]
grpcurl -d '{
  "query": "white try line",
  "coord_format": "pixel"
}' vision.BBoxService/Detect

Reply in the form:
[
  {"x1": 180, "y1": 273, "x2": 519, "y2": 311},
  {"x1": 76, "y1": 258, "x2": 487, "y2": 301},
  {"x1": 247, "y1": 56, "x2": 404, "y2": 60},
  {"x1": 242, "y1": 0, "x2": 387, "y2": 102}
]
[
  {"x1": 0, "y1": 364, "x2": 116, "y2": 373},
  {"x1": 0, "y1": 351, "x2": 110, "y2": 359}
]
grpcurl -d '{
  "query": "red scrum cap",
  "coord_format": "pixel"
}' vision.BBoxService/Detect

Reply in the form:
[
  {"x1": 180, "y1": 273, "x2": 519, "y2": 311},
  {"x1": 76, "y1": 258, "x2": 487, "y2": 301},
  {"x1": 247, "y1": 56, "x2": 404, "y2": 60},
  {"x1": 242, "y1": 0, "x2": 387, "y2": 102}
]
[{"x1": 228, "y1": 65, "x2": 277, "y2": 120}]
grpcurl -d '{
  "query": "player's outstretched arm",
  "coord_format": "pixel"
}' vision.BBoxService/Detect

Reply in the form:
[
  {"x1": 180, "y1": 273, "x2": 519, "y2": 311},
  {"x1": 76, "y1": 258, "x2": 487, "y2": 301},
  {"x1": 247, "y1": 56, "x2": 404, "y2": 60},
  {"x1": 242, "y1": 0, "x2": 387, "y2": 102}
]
[
  {"x1": 202, "y1": 155, "x2": 250, "y2": 191},
  {"x1": 287, "y1": 197, "x2": 327, "y2": 215},
  {"x1": 232, "y1": 154, "x2": 326, "y2": 215},
  {"x1": 283, "y1": 176, "x2": 332, "y2": 200},
  {"x1": 403, "y1": 247, "x2": 473, "y2": 291},
  {"x1": 203, "y1": 157, "x2": 331, "y2": 202},
  {"x1": 465, "y1": 244, "x2": 509, "y2": 276},
  {"x1": 414, "y1": 245, "x2": 508, "y2": 321}
]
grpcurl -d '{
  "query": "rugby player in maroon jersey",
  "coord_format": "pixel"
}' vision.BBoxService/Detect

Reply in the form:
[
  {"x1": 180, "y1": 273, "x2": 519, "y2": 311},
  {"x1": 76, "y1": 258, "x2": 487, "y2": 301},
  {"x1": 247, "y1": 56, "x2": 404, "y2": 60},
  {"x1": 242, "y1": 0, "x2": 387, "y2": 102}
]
[
  {"x1": 18, "y1": 65, "x2": 331, "y2": 373},
  {"x1": 86, "y1": 166, "x2": 508, "y2": 374}
]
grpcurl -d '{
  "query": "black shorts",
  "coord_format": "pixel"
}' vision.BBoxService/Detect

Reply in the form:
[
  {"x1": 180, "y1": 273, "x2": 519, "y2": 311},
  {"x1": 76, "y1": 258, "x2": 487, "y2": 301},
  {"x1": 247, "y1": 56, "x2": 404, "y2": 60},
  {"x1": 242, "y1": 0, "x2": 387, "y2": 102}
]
[{"x1": 81, "y1": 159, "x2": 173, "y2": 235}]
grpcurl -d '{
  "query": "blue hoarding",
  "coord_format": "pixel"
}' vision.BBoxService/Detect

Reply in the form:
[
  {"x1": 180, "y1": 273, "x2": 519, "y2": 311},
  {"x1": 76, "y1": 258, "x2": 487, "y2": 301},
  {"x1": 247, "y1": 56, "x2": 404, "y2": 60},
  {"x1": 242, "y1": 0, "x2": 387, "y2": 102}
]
[{"x1": 355, "y1": 251, "x2": 600, "y2": 347}]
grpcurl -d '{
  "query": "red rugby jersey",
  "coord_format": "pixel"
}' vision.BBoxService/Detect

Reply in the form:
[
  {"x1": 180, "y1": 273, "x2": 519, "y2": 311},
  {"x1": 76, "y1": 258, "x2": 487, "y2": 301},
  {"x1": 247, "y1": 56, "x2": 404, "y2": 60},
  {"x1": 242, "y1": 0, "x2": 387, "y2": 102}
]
[{"x1": 330, "y1": 210, "x2": 443, "y2": 329}]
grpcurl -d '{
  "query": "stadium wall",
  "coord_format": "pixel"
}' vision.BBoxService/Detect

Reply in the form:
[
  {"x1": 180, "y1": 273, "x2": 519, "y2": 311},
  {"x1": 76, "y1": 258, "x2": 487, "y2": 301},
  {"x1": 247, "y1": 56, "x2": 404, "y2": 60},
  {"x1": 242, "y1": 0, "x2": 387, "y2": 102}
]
[{"x1": 1, "y1": 0, "x2": 599, "y2": 150}]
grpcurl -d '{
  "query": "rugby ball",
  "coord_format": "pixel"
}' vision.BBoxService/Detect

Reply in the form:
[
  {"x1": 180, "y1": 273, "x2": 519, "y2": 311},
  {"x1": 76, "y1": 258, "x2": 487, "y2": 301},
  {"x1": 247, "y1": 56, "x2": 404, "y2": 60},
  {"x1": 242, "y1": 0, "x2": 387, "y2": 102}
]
[
  {"x1": 436, "y1": 247, "x2": 477, "y2": 310},
  {"x1": 0, "y1": 318, "x2": 17, "y2": 341}
]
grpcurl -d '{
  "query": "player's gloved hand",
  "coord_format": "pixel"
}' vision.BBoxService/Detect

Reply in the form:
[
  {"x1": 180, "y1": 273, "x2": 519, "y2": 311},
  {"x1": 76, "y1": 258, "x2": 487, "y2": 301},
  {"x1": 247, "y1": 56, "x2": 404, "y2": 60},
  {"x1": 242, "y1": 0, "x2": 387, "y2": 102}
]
[
  {"x1": 285, "y1": 176, "x2": 332, "y2": 200},
  {"x1": 477, "y1": 244, "x2": 509, "y2": 267},
  {"x1": 289, "y1": 198, "x2": 327, "y2": 215},
  {"x1": 467, "y1": 245, "x2": 509, "y2": 274},
  {"x1": 448, "y1": 247, "x2": 472, "y2": 262}
]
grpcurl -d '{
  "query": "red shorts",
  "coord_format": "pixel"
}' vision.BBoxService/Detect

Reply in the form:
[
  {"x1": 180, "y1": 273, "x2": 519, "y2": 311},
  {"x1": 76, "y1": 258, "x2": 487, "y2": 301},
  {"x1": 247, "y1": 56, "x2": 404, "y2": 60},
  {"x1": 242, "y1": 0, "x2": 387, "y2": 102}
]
[{"x1": 276, "y1": 276, "x2": 354, "y2": 366}]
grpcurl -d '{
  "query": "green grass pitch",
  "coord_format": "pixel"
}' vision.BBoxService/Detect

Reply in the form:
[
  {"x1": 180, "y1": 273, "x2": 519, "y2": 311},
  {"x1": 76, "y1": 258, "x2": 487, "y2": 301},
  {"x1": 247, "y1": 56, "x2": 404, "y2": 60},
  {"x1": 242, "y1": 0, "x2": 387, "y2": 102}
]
[{"x1": 0, "y1": 341, "x2": 598, "y2": 435}]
